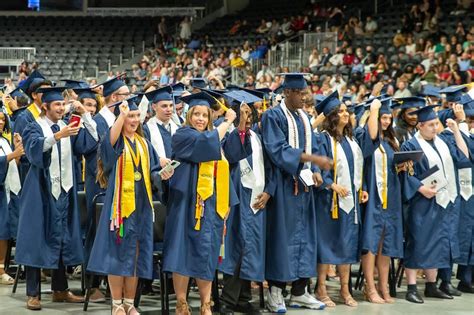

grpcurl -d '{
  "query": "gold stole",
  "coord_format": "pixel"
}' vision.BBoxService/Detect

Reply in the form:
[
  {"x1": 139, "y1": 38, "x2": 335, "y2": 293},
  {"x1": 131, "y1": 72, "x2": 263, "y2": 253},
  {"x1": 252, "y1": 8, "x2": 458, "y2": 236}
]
[
  {"x1": 194, "y1": 156, "x2": 230, "y2": 230},
  {"x1": 112, "y1": 135, "x2": 153, "y2": 221},
  {"x1": 27, "y1": 103, "x2": 40, "y2": 120},
  {"x1": 332, "y1": 138, "x2": 339, "y2": 219}
]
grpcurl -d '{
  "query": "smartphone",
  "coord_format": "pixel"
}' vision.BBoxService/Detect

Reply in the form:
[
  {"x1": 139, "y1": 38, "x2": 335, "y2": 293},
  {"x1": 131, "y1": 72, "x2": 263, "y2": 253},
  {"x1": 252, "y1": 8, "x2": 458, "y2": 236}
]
[
  {"x1": 158, "y1": 160, "x2": 181, "y2": 176},
  {"x1": 70, "y1": 114, "x2": 81, "y2": 127}
]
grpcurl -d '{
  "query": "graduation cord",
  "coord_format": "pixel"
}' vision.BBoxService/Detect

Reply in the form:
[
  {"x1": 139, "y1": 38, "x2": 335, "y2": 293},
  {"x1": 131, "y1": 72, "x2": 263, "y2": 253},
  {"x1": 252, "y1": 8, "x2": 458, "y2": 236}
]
[
  {"x1": 379, "y1": 145, "x2": 388, "y2": 209},
  {"x1": 332, "y1": 137, "x2": 339, "y2": 219},
  {"x1": 284, "y1": 107, "x2": 300, "y2": 196}
]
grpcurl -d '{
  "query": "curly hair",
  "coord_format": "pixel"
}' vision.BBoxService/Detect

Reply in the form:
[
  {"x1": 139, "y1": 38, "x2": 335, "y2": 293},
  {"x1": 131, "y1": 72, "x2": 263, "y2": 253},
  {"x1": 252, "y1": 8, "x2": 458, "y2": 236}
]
[{"x1": 321, "y1": 105, "x2": 353, "y2": 141}]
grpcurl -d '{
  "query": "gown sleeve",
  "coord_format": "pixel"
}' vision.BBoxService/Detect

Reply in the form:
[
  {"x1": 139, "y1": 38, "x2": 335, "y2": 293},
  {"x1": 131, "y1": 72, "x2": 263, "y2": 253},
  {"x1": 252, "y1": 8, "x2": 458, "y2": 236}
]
[
  {"x1": 98, "y1": 129, "x2": 124, "y2": 175},
  {"x1": 355, "y1": 125, "x2": 380, "y2": 158},
  {"x1": 0, "y1": 156, "x2": 8, "y2": 182},
  {"x1": 222, "y1": 128, "x2": 252, "y2": 164},
  {"x1": 23, "y1": 121, "x2": 51, "y2": 169},
  {"x1": 261, "y1": 109, "x2": 303, "y2": 176},
  {"x1": 143, "y1": 124, "x2": 151, "y2": 141},
  {"x1": 317, "y1": 133, "x2": 334, "y2": 187},
  {"x1": 171, "y1": 127, "x2": 221, "y2": 163},
  {"x1": 72, "y1": 126, "x2": 99, "y2": 156},
  {"x1": 400, "y1": 140, "x2": 423, "y2": 201},
  {"x1": 438, "y1": 132, "x2": 472, "y2": 169}
]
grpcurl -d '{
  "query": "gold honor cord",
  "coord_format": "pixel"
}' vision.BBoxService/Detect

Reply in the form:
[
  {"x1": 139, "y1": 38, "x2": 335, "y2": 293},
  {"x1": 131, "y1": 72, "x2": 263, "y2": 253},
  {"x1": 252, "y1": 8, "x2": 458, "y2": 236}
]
[
  {"x1": 379, "y1": 146, "x2": 388, "y2": 209},
  {"x1": 332, "y1": 137, "x2": 339, "y2": 219}
]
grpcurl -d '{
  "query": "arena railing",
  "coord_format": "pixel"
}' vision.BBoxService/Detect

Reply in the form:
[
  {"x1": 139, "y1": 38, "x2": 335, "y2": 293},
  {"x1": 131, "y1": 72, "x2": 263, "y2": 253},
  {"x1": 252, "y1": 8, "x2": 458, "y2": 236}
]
[{"x1": 0, "y1": 47, "x2": 36, "y2": 66}]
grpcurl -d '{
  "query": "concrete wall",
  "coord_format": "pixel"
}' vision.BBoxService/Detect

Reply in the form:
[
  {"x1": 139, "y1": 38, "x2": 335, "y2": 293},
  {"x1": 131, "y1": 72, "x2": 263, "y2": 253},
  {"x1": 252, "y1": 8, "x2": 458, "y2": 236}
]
[{"x1": 225, "y1": 0, "x2": 248, "y2": 14}]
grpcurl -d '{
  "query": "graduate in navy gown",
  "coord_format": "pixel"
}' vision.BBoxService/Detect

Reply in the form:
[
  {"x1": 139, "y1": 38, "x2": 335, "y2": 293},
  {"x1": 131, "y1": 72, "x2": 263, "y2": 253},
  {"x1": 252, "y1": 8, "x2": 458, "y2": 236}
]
[
  {"x1": 162, "y1": 92, "x2": 242, "y2": 315},
  {"x1": 87, "y1": 97, "x2": 171, "y2": 315},
  {"x1": 81, "y1": 77, "x2": 130, "y2": 301},
  {"x1": 143, "y1": 86, "x2": 179, "y2": 169},
  {"x1": 393, "y1": 97, "x2": 425, "y2": 145},
  {"x1": 12, "y1": 70, "x2": 52, "y2": 183},
  {"x1": 436, "y1": 99, "x2": 474, "y2": 296},
  {"x1": 313, "y1": 91, "x2": 368, "y2": 308},
  {"x1": 358, "y1": 97, "x2": 405, "y2": 304},
  {"x1": 15, "y1": 87, "x2": 97, "y2": 310},
  {"x1": 0, "y1": 111, "x2": 24, "y2": 286},
  {"x1": 218, "y1": 91, "x2": 275, "y2": 314},
  {"x1": 400, "y1": 105, "x2": 470, "y2": 304},
  {"x1": 261, "y1": 74, "x2": 332, "y2": 312}
]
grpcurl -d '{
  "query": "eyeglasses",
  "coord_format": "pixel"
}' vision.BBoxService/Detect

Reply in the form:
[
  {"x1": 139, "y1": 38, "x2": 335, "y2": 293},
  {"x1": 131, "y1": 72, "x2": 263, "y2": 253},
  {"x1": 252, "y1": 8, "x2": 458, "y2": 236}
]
[{"x1": 115, "y1": 92, "x2": 131, "y2": 96}]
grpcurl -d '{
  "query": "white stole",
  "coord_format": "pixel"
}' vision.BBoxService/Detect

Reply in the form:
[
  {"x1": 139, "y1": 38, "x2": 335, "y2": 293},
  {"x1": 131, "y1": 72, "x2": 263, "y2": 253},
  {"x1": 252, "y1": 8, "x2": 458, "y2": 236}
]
[
  {"x1": 240, "y1": 130, "x2": 265, "y2": 213},
  {"x1": 279, "y1": 100, "x2": 312, "y2": 168},
  {"x1": 444, "y1": 128, "x2": 472, "y2": 201},
  {"x1": 0, "y1": 137, "x2": 21, "y2": 203},
  {"x1": 146, "y1": 117, "x2": 179, "y2": 158},
  {"x1": 415, "y1": 132, "x2": 457, "y2": 208},
  {"x1": 327, "y1": 133, "x2": 364, "y2": 218},
  {"x1": 37, "y1": 118, "x2": 73, "y2": 200},
  {"x1": 98, "y1": 106, "x2": 116, "y2": 128},
  {"x1": 374, "y1": 143, "x2": 387, "y2": 207}
]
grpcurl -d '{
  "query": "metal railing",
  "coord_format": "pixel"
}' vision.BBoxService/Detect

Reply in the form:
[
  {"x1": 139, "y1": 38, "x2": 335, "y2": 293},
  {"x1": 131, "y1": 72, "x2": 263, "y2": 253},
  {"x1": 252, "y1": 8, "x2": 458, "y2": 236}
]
[{"x1": 0, "y1": 47, "x2": 36, "y2": 66}]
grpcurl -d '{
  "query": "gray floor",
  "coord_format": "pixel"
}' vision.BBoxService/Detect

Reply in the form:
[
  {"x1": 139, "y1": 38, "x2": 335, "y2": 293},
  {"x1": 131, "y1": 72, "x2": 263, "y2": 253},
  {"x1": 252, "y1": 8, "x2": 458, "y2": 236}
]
[{"x1": 0, "y1": 275, "x2": 473, "y2": 315}]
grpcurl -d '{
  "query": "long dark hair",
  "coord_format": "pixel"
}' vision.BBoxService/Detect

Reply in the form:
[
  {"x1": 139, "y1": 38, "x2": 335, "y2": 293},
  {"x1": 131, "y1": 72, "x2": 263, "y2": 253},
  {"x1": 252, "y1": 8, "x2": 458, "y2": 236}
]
[
  {"x1": 379, "y1": 115, "x2": 399, "y2": 151},
  {"x1": 321, "y1": 105, "x2": 353, "y2": 141}
]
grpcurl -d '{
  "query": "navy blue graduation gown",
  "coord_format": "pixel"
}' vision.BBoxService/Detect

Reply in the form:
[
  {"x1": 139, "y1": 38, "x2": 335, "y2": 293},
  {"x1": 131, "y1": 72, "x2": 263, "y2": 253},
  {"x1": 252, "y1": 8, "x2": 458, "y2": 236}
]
[
  {"x1": 400, "y1": 136, "x2": 471, "y2": 269},
  {"x1": 218, "y1": 129, "x2": 276, "y2": 282},
  {"x1": 356, "y1": 126, "x2": 403, "y2": 258},
  {"x1": 261, "y1": 106, "x2": 319, "y2": 282},
  {"x1": 315, "y1": 132, "x2": 362, "y2": 264},
  {"x1": 162, "y1": 126, "x2": 240, "y2": 281},
  {"x1": 439, "y1": 130, "x2": 474, "y2": 266},
  {"x1": 87, "y1": 132, "x2": 160, "y2": 279},
  {"x1": 143, "y1": 123, "x2": 173, "y2": 159},
  {"x1": 12, "y1": 107, "x2": 36, "y2": 184},
  {"x1": 0, "y1": 154, "x2": 10, "y2": 239},
  {"x1": 15, "y1": 120, "x2": 92, "y2": 268}
]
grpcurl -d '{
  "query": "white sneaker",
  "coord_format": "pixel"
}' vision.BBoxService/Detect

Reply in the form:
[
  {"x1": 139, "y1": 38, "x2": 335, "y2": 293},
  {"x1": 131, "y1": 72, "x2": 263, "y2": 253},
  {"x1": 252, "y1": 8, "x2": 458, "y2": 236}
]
[
  {"x1": 266, "y1": 287, "x2": 287, "y2": 313},
  {"x1": 289, "y1": 288, "x2": 326, "y2": 310}
]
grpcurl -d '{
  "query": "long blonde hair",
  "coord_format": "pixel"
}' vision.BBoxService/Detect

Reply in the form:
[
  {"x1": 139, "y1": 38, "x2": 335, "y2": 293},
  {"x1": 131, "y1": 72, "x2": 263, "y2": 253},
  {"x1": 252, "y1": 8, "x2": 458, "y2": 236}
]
[{"x1": 184, "y1": 106, "x2": 214, "y2": 131}]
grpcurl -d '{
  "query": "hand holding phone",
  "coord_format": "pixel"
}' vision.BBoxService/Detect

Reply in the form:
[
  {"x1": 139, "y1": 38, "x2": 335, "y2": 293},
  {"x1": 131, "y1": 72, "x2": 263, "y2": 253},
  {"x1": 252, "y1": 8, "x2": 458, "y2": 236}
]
[{"x1": 70, "y1": 114, "x2": 82, "y2": 128}]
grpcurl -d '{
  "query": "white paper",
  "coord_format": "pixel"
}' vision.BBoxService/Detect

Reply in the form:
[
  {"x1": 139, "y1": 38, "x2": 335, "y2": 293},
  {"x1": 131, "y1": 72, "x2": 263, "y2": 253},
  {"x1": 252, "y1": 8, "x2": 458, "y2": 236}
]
[
  {"x1": 299, "y1": 169, "x2": 315, "y2": 187},
  {"x1": 421, "y1": 169, "x2": 448, "y2": 192}
]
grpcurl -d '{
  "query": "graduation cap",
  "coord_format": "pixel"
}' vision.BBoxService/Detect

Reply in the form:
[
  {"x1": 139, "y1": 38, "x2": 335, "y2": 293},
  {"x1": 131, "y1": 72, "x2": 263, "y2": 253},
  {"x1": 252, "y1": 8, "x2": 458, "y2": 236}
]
[
  {"x1": 379, "y1": 97, "x2": 393, "y2": 115},
  {"x1": 171, "y1": 82, "x2": 186, "y2": 94},
  {"x1": 353, "y1": 103, "x2": 367, "y2": 120},
  {"x1": 201, "y1": 88, "x2": 226, "y2": 99},
  {"x1": 62, "y1": 79, "x2": 89, "y2": 89},
  {"x1": 225, "y1": 84, "x2": 241, "y2": 92},
  {"x1": 342, "y1": 94, "x2": 353, "y2": 103},
  {"x1": 180, "y1": 92, "x2": 217, "y2": 109},
  {"x1": 279, "y1": 73, "x2": 309, "y2": 90},
  {"x1": 19, "y1": 70, "x2": 48, "y2": 96},
  {"x1": 437, "y1": 108, "x2": 454, "y2": 127},
  {"x1": 439, "y1": 85, "x2": 467, "y2": 102},
  {"x1": 420, "y1": 84, "x2": 441, "y2": 98},
  {"x1": 108, "y1": 95, "x2": 140, "y2": 116},
  {"x1": 73, "y1": 87, "x2": 97, "y2": 101},
  {"x1": 7, "y1": 86, "x2": 27, "y2": 99},
  {"x1": 408, "y1": 104, "x2": 440, "y2": 122},
  {"x1": 99, "y1": 76, "x2": 126, "y2": 97},
  {"x1": 37, "y1": 87, "x2": 66, "y2": 103},
  {"x1": 190, "y1": 78, "x2": 208, "y2": 89},
  {"x1": 145, "y1": 86, "x2": 173, "y2": 104},
  {"x1": 315, "y1": 90, "x2": 341, "y2": 116},
  {"x1": 459, "y1": 93, "x2": 474, "y2": 117},
  {"x1": 393, "y1": 151, "x2": 424, "y2": 164},
  {"x1": 224, "y1": 90, "x2": 262, "y2": 106},
  {"x1": 273, "y1": 86, "x2": 284, "y2": 95},
  {"x1": 393, "y1": 96, "x2": 426, "y2": 110}
]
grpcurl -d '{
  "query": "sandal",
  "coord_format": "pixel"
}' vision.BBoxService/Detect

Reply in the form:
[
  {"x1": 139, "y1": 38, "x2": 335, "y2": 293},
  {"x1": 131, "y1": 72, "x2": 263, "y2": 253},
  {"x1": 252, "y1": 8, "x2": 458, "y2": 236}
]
[
  {"x1": 377, "y1": 285, "x2": 395, "y2": 304},
  {"x1": 200, "y1": 300, "x2": 214, "y2": 315},
  {"x1": 339, "y1": 291, "x2": 358, "y2": 307},
  {"x1": 317, "y1": 295, "x2": 336, "y2": 307},
  {"x1": 0, "y1": 272, "x2": 14, "y2": 285},
  {"x1": 363, "y1": 285, "x2": 385, "y2": 304},
  {"x1": 124, "y1": 301, "x2": 140, "y2": 315},
  {"x1": 112, "y1": 304, "x2": 126, "y2": 315},
  {"x1": 176, "y1": 298, "x2": 191, "y2": 315}
]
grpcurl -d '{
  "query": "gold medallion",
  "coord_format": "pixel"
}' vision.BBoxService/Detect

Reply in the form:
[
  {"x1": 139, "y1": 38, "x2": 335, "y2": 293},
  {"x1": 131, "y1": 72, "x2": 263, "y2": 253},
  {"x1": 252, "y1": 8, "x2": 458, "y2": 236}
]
[{"x1": 134, "y1": 171, "x2": 142, "y2": 181}]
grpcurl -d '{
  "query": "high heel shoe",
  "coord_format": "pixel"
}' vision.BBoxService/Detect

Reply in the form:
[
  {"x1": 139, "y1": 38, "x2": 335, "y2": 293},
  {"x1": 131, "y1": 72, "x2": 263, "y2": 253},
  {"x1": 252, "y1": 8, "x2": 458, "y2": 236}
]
[
  {"x1": 176, "y1": 298, "x2": 192, "y2": 315},
  {"x1": 377, "y1": 285, "x2": 395, "y2": 304},
  {"x1": 200, "y1": 300, "x2": 214, "y2": 315},
  {"x1": 339, "y1": 290, "x2": 358, "y2": 307},
  {"x1": 315, "y1": 285, "x2": 336, "y2": 307},
  {"x1": 363, "y1": 285, "x2": 385, "y2": 304}
]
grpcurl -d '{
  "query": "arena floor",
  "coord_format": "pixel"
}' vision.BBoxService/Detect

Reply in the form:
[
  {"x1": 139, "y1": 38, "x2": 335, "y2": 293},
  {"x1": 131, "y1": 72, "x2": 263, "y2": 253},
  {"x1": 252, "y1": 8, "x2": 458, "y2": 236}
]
[{"x1": 0, "y1": 276, "x2": 472, "y2": 315}]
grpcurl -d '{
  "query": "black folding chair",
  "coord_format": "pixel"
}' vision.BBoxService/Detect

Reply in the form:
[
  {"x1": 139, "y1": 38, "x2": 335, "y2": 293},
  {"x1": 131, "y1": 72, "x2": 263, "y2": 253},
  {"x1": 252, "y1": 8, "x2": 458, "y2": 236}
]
[
  {"x1": 83, "y1": 192, "x2": 106, "y2": 311},
  {"x1": 77, "y1": 190, "x2": 88, "y2": 293}
]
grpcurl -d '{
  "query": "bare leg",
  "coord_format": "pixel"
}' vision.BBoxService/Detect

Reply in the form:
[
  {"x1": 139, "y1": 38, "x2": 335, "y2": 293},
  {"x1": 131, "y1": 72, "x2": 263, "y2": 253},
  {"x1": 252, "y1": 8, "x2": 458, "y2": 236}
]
[
  {"x1": 405, "y1": 268, "x2": 417, "y2": 285},
  {"x1": 376, "y1": 243, "x2": 392, "y2": 302},
  {"x1": 315, "y1": 264, "x2": 335, "y2": 307},
  {"x1": 123, "y1": 276, "x2": 139, "y2": 299},
  {"x1": 0, "y1": 240, "x2": 7, "y2": 274},
  {"x1": 173, "y1": 273, "x2": 191, "y2": 315},
  {"x1": 195, "y1": 278, "x2": 212, "y2": 315},
  {"x1": 424, "y1": 269, "x2": 437, "y2": 283},
  {"x1": 108, "y1": 275, "x2": 126, "y2": 315},
  {"x1": 338, "y1": 264, "x2": 358, "y2": 307}
]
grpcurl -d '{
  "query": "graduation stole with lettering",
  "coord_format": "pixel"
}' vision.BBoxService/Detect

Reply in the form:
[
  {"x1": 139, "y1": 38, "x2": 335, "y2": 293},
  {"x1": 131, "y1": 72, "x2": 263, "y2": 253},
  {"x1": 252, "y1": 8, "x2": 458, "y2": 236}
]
[
  {"x1": 374, "y1": 144, "x2": 388, "y2": 209},
  {"x1": 327, "y1": 132, "x2": 363, "y2": 224},
  {"x1": 27, "y1": 103, "x2": 41, "y2": 120},
  {"x1": 111, "y1": 135, "x2": 153, "y2": 239},
  {"x1": 194, "y1": 155, "x2": 230, "y2": 231}
]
